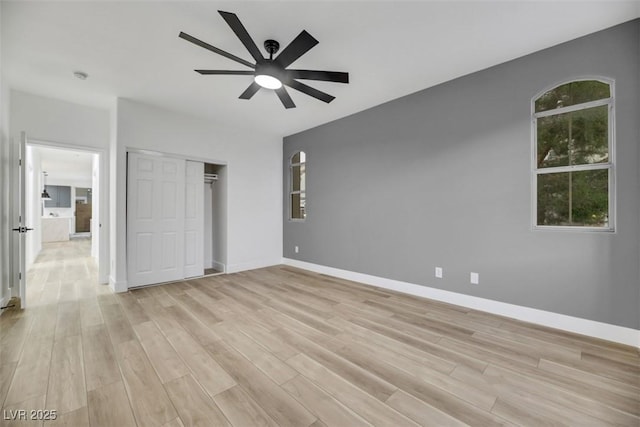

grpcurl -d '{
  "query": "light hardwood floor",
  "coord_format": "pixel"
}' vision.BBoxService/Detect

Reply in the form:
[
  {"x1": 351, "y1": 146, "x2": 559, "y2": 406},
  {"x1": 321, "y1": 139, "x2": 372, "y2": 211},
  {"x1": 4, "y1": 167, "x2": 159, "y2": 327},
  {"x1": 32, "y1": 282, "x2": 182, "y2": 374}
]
[{"x1": 1, "y1": 240, "x2": 638, "y2": 426}]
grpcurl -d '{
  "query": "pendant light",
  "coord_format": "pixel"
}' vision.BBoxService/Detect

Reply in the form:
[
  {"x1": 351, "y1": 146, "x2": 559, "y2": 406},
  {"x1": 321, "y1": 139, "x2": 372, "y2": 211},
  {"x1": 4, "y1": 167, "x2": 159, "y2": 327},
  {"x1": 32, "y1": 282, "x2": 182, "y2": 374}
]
[{"x1": 41, "y1": 171, "x2": 52, "y2": 200}]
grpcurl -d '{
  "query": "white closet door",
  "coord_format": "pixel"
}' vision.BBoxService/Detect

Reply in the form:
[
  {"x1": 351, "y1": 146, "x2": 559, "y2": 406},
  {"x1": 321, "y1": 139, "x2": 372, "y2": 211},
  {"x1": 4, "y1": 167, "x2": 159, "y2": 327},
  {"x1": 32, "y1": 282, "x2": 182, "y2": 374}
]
[
  {"x1": 127, "y1": 153, "x2": 185, "y2": 287},
  {"x1": 184, "y1": 160, "x2": 204, "y2": 278}
]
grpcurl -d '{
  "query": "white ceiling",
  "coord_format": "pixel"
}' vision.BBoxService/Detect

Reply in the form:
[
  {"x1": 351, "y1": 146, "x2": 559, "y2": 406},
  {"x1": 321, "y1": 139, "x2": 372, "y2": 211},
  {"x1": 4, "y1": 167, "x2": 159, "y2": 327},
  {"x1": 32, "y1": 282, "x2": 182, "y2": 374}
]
[
  {"x1": 35, "y1": 146, "x2": 94, "y2": 182},
  {"x1": 2, "y1": 1, "x2": 638, "y2": 137}
]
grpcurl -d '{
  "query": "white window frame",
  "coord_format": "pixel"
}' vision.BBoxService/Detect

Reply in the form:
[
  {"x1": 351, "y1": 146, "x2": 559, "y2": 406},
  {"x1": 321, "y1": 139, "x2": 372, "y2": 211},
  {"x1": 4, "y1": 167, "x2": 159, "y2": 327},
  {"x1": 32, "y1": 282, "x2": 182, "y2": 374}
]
[
  {"x1": 289, "y1": 151, "x2": 306, "y2": 221},
  {"x1": 531, "y1": 77, "x2": 616, "y2": 232}
]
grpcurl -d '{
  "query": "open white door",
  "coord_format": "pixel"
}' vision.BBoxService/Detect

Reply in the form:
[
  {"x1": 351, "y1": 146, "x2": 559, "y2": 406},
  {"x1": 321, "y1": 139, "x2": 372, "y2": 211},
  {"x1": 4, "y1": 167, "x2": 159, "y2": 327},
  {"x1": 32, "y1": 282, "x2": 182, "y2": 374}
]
[
  {"x1": 184, "y1": 160, "x2": 204, "y2": 278},
  {"x1": 91, "y1": 152, "x2": 108, "y2": 283},
  {"x1": 127, "y1": 152, "x2": 185, "y2": 287},
  {"x1": 10, "y1": 132, "x2": 30, "y2": 308}
]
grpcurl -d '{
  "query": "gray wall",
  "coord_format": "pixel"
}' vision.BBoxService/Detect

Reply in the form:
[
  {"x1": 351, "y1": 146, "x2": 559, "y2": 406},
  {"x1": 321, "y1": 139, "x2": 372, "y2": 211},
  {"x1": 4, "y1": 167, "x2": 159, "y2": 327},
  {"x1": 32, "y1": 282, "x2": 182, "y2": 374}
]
[{"x1": 283, "y1": 19, "x2": 640, "y2": 329}]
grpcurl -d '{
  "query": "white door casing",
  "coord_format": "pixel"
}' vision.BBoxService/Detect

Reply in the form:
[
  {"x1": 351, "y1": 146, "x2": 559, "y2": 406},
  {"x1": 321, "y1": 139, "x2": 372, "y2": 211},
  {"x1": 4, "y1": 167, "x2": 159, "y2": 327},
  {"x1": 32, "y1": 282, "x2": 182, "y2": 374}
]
[
  {"x1": 10, "y1": 132, "x2": 28, "y2": 307},
  {"x1": 184, "y1": 161, "x2": 204, "y2": 278},
  {"x1": 127, "y1": 153, "x2": 185, "y2": 287}
]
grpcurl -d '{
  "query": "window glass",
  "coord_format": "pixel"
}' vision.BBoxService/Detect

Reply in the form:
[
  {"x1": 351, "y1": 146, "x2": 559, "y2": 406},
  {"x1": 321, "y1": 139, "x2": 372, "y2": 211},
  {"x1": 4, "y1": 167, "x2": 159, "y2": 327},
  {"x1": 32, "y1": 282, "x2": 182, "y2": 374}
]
[
  {"x1": 290, "y1": 151, "x2": 306, "y2": 220},
  {"x1": 533, "y1": 80, "x2": 613, "y2": 230},
  {"x1": 291, "y1": 192, "x2": 306, "y2": 220},
  {"x1": 537, "y1": 105, "x2": 609, "y2": 168},
  {"x1": 537, "y1": 170, "x2": 609, "y2": 227},
  {"x1": 291, "y1": 164, "x2": 305, "y2": 192},
  {"x1": 535, "y1": 81, "x2": 610, "y2": 113}
]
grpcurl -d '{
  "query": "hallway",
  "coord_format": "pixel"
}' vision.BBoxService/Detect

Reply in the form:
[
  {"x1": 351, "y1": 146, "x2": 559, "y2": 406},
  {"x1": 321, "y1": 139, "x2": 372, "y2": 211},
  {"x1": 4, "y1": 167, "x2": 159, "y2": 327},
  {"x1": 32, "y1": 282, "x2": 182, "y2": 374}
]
[
  {"x1": 26, "y1": 238, "x2": 104, "y2": 306},
  {"x1": 1, "y1": 239, "x2": 111, "y2": 425}
]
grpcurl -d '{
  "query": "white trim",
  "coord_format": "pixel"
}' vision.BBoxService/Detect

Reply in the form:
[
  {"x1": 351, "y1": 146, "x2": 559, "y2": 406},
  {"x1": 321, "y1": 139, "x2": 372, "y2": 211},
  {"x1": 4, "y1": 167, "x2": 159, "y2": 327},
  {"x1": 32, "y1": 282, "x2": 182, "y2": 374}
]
[
  {"x1": 535, "y1": 163, "x2": 610, "y2": 175},
  {"x1": 533, "y1": 97, "x2": 611, "y2": 118},
  {"x1": 109, "y1": 276, "x2": 127, "y2": 293},
  {"x1": 205, "y1": 260, "x2": 226, "y2": 273},
  {"x1": 283, "y1": 258, "x2": 640, "y2": 348},
  {"x1": 534, "y1": 224, "x2": 615, "y2": 233},
  {"x1": 126, "y1": 147, "x2": 227, "y2": 166},
  {"x1": 211, "y1": 260, "x2": 226, "y2": 273}
]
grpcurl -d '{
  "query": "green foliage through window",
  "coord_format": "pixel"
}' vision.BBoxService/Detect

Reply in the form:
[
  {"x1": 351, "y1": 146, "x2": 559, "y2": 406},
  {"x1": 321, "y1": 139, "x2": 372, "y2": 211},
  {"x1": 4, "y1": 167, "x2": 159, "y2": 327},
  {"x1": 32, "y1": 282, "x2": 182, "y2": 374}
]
[
  {"x1": 290, "y1": 152, "x2": 306, "y2": 220},
  {"x1": 534, "y1": 80, "x2": 612, "y2": 229},
  {"x1": 537, "y1": 170, "x2": 609, "y2": 227},
  {"x1": 537, "y1": 105, "x2": 608, "y2": 168},
  {"x1": 535, "y1": 80, "x2": 610, "y2": 113}
]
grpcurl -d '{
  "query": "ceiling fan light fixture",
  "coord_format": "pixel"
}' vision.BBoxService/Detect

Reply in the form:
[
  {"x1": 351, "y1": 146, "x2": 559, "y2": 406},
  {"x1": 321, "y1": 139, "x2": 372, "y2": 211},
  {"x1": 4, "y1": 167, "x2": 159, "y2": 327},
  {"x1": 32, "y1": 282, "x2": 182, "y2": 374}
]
[
  {"x1": 254, "y1": 62, "x2": 283, "y2": 89},
  {"x1": 254, "y1": 74, "x2": 282, "y2": 89}
]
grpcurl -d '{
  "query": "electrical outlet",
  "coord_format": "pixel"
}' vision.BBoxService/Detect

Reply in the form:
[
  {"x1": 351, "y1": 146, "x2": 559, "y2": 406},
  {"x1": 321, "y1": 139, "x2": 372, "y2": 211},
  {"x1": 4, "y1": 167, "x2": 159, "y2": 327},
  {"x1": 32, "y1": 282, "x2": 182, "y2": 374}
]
[
  {"x1": 294, "y1": 246, "x2": 299, "y2": 254},
  {"x1": 435, "y1": 267, "x2": 443, "y2": 278},
  {"x1": 470, "y1": 272, "x2": 479, "y2": 285}
]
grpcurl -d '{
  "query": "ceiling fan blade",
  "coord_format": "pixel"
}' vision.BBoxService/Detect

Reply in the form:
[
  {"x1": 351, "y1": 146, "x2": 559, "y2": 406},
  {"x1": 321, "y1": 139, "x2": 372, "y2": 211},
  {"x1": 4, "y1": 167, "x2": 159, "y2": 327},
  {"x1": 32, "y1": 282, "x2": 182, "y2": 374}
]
[
  {"x1": 285, "y1": 69, "x2": 349, "y2": 84},
  {"x1": 285, "y1": 79, "x2": 335, "y2": 103},
  {"x1": 218, "y1": 11, "x2": 264, "y2": 63},
  {"x1": 179, "y1": 32, "x2": 255, "y2": 69},
  {"x1": 195, "y1": 70, "x2": 255, "y2": 75},
  {"x1": 275, "y1": 30, "x2": 318, "y2": 68},
  {"x1": 239, "y1": 82, "x2": 261, "y2": 100},
  {"x1": 275, "y1": 87, "x2": 296, "y2": 109}
]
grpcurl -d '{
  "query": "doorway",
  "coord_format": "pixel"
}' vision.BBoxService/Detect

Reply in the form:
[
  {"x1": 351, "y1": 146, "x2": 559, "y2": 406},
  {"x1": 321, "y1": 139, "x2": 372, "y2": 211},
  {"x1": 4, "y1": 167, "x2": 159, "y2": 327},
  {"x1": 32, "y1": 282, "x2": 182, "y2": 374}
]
[
  {"x1": 75, "y1": 187, "x2": 93, "y2": 234},
  {"x1": 23, "y1": 142, "x2": 105, "y2": 306}
]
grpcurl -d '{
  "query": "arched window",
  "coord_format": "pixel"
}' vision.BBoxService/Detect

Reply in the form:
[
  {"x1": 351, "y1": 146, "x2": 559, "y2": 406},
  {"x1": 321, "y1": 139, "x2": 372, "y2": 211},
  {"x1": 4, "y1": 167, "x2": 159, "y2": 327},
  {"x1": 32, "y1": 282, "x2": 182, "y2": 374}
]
[
  {"x1": 533, "y1": 79, "x2": 614, "y2": 230},
  {"x1": 290, "y1": 151, "x2": 306, "y2": 220}
]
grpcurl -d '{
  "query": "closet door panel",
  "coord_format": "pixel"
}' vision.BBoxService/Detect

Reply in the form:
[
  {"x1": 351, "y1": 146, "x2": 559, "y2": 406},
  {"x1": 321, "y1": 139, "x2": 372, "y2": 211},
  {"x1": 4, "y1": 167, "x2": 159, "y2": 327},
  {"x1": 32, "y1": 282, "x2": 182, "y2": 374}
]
[
  {"x1": 127, "y1": 153, "x2": 185, "y2": 287},
  {"x1": 184, "y1": 160, "x2": 204, "y2": 278},
  {"x1": 127, "y1": 155, "x2": 156, "y2": 284},
  {"x1": 157, "y1": 158, "x2": 185, "y2": 278},
  {"x1": 136, "y1": 233, "x2": 153, "y2": 273}
]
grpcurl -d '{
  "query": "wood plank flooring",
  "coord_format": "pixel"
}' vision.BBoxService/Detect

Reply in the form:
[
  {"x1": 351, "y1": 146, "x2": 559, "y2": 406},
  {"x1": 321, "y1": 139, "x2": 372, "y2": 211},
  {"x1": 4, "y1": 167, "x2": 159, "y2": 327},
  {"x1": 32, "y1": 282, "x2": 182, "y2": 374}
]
[{"x1": 1, "y1": 240, "x2": 638, "y2": 426}]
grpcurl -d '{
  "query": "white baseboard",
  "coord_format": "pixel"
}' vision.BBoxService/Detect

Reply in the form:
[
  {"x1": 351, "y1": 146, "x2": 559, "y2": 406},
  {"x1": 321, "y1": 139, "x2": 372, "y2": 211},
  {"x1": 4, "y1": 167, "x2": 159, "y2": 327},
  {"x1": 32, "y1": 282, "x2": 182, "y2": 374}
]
[
  {"x1": 213, "y1": 261, "x2": 226, "y2": 273},
  {"x1": 207, "y1": 260, "x2": 225, "y2": 273},
  {"x1": 109, "y1": 276, "x2": 128, "y2": 293},
  {"x1": 283, "y1": 258, "x2": 640, "y2": 348}
]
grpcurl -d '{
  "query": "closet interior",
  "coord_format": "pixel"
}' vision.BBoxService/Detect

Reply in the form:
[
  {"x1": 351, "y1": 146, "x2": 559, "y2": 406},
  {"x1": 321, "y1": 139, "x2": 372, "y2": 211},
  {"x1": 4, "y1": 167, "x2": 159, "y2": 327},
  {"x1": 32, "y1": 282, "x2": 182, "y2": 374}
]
[{"x1": 203, "y1": 162, "x2": 225, "y2": 276}]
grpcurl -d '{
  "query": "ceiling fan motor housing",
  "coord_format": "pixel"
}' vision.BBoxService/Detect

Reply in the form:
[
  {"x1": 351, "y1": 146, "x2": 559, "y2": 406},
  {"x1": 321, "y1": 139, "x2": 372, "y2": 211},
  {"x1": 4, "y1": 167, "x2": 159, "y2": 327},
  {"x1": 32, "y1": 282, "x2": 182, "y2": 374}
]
[{"x1": 264, "y1": 39, "x2": 280, "y2": 57}]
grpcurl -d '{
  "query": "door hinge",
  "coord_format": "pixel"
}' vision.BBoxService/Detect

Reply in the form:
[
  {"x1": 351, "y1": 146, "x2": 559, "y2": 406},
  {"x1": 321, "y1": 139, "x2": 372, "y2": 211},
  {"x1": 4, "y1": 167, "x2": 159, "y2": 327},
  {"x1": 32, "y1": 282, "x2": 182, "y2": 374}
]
[
  {"x1": 18, "y1": 159, "x2": 22, "y2": 166},
  {"x1": 18, "y1": 272, "x2": 22, "y2": 280}
]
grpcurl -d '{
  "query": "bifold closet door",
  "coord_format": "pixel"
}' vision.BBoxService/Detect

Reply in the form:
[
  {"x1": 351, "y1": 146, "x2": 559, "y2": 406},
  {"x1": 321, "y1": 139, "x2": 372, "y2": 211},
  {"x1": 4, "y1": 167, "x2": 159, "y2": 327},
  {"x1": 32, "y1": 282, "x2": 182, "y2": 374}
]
[
  {"x1": 184, "y1": 160, "x2": 204, "y2": 278},
  {"x1": 127, "y1": 153, "x2": 185, "y2": 287}
]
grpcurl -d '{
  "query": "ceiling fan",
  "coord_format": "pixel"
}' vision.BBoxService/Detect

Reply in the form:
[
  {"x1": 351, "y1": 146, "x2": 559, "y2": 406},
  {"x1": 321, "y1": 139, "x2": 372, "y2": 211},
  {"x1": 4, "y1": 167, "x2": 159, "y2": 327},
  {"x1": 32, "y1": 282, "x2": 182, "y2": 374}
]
[{"x1": 179, "y1": 10, "x2": 349, "y2": 109}]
